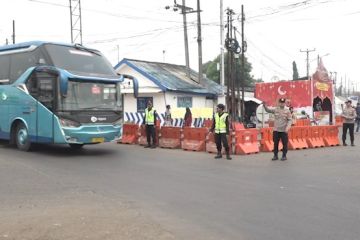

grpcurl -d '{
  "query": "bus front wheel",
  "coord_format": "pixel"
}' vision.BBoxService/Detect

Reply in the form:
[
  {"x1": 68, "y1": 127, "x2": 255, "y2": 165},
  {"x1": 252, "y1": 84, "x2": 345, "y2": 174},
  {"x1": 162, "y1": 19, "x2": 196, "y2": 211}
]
[
  {"x1": 69, "y1": 144, "x2": 84, "y2": 150},
  {"x1": 16, "y1": 122, "x2": 32, "y2": 151}
]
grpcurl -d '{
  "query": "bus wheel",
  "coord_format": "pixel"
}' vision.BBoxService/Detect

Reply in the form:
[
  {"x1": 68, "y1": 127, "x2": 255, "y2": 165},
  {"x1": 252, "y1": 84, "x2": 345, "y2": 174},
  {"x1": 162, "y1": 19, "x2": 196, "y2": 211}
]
[
  {"x1": 69, "y1": 144, "x2": 84, "y2": 150},
  {"x1": 16, "y1": 122, "x2": 32, "y2": 151}
]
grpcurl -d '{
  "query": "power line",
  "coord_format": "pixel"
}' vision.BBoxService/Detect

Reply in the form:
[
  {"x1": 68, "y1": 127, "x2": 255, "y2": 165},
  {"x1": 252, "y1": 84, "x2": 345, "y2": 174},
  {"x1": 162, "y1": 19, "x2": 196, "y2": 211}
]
[{"x1": 28, "y1": 0, "x2": 183, "y2": 24}]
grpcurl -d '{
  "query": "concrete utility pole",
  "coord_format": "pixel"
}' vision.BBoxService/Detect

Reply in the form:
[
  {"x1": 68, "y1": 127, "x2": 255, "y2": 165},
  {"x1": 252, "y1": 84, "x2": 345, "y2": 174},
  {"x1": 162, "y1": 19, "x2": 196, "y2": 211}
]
[
  {"x1": 196, "y1": 0, "x2": 203, "y2": 84},
  {"x1": 300, "y1": 48, "x2": 315, "y2": 79},
  {"x1": 220, "y1": 0, "x2": 225, "y2": 93},
  {"x1": 69, "y1": 0, "x2": 83, "y2": 44},
  {"x1": 165, "y1": 0, "x2": 196, "y2": 79},
  {"x1": 240, "y1": 5, "x2": 246, "y2": 122},
  {"x1": 12, "y1": 20, "x2": 15, "y2": 44}
]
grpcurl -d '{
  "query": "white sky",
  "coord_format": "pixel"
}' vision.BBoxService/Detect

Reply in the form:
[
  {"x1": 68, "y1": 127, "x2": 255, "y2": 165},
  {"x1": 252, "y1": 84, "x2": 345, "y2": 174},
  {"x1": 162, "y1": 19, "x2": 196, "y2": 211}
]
[{"x1": 0, "y1": 0, "x2": 359, "y2": 90}]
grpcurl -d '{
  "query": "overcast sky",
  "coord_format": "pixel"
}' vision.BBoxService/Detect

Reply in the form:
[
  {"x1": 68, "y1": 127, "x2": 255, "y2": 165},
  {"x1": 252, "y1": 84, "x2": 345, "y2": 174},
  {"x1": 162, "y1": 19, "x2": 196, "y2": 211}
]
[{"x1": 0, "y1": 0, "x2": 359, "y2": 90}]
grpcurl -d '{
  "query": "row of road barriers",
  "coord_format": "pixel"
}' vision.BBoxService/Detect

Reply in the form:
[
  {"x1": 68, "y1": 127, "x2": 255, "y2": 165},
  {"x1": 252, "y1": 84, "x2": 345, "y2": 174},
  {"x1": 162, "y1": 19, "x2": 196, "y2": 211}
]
[{"x1": 119, "y1": 123, "x2": 340, "y2": 155}]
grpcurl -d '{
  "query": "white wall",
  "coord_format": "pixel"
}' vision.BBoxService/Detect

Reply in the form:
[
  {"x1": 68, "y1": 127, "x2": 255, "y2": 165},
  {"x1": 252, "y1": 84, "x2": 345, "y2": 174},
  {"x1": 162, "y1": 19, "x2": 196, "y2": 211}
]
[
  {"x1": 124, "y1": 91, "x2": 217, "y2": 114},
  {"x1": 123, "y1": 92, "x2": 165, "y2": 113}
]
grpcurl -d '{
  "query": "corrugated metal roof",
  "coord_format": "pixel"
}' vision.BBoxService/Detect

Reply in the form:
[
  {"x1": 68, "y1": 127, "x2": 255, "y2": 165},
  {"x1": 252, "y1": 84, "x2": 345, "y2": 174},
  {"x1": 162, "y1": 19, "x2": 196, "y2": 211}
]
[{"x1": 115, "y1": 59, "x2": 223, "y2": 97}]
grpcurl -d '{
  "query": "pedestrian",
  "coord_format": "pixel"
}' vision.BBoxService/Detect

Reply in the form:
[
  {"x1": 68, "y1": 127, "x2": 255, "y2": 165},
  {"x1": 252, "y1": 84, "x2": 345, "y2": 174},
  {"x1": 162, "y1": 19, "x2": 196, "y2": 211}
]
[
  {"x1": 315, "y1": 102, "x2": 322, "y2": 111},
  {"x1": 356, "y1": 102, "x2": 360, "y2": 132},
  {"x1": 341, "y1": 100, "x2": 357, "y2": 146},
  {"x1": 210, "y1": 104, "x2": 231, "y2": 160},
  {"x1": 183, "y1": 107, "x2": 192, "y2": 127},
  {"x1": 263, "y1": 98, "x2": 292, "y2": 161},
  {"x1": 249, "y1": 112, "x2": 258, "y2": 128},
  {"x1": 300, "y1": 110, "x2": 310, "y2": 119},
  {"x1": 164, "y1": 105, "x2": 172, "y2": 126},
  {"x1": 142, "y1": 101, "x2": 158, "y2": 148},
  {"x1": 289, "y1": 106, "x2": 297, "y2": 126}
]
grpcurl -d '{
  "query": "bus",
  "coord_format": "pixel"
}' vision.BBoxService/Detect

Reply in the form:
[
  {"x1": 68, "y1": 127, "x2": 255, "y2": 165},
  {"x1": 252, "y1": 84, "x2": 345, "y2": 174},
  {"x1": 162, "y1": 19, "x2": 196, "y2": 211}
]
[{"x1": 0, "y1": 41, "x2": 138, "y2": 151}]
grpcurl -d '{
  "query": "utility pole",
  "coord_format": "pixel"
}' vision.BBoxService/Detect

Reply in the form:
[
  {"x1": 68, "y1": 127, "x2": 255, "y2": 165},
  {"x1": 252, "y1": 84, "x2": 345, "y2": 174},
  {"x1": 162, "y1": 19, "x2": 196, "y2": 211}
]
[
  {"x1": 240, "y1": 5, "x2": 246, "y2": 122},
  {"x1": 196, "y1": 0, "x2": 203, "y2": 84},
  {"x1": 300, "y1": 48, "x2": 315, "y2": 79},
  {"x1": 12, "y1": 20, "x2": 15, "y2": 44},
  {"x1": 181, "y1": 0, "x2": 191, "y2": 78},
  {"x1": 225, "y1": 8, "x2": 239, "y2": 120},
  {"x1": 220, "y1": 0, "x2": 225, "y2": 94},
  {"x1": 165, "y1": 0, "x2": 197, "y2": 79},
  {"x1": 69, "y1": 0, "x2": 83, "y2": 44}
]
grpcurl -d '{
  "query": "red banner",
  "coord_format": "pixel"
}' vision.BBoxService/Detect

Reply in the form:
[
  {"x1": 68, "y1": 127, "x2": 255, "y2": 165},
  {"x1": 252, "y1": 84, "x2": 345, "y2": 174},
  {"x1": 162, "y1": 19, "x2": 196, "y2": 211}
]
[{"x1": 255, "y1": 80, "x2": 312, "y2": 107}]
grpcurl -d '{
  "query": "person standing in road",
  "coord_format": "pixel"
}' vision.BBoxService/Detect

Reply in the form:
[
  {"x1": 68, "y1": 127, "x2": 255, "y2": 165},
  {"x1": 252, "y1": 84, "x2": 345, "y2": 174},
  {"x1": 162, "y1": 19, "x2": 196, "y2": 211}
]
[
  {"x1": 143, "y1": 101, "x2": 158, "y2": 148},
  {"x1": 355, "y1": 102, "x2": 360, "y2": 133},
  {"x1": 183, "y1": 107, "x2": 192, "y2": 127},
  {"x1": 164, "y1": 105, "x2": 172, "y2": 126},
  {"x1": 289, "y1": 106, "x2": 297, "y2": 126},
  {"x1": 210, "y1": 104, "x2": 231, "y2": 160},
  {"x1": 263, "y1": 98, "x2": 292, "y2": 161},
  {"x1": 341, "y1": 100, "x2": 357, "y2": 146}
]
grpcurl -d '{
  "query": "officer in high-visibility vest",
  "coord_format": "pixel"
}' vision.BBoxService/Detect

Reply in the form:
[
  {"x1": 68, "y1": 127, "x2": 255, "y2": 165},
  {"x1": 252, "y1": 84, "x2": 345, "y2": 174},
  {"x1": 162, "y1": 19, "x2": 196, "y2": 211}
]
[
  {"x1": 210, "y1": 104, "x2": 231, "y2": 160},
  {"x1": 142, "y1": 101, "x2": 158, "y2": 148}
]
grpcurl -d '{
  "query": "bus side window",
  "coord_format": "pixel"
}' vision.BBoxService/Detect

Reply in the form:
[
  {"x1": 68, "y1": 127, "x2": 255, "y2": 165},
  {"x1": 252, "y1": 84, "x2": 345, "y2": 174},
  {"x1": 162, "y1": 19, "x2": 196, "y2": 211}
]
[{"x1": 0, "y1": 55, "x2": 10, "y2": 84}]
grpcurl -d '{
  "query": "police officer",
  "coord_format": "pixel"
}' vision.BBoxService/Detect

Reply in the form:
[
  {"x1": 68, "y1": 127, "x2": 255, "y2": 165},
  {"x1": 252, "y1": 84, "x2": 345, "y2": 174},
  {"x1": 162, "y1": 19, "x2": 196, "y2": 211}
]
[
  {"x1": 342, "y1": 100, "x2": 357, "y2": 146},
  {"x1": 210, "y1": 104, "x2": 231, "y2": 160},
  {"x1": 142, "y1": 101, "x2": 158, "y2": 148},
  {"x1": 263, "y1": 98, "x2": 292, "y2": 161}
]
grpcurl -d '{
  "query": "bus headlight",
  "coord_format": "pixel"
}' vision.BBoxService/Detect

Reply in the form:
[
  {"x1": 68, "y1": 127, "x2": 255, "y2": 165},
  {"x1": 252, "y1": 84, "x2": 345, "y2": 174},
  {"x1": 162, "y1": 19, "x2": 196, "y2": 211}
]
[{"x1": 59, "y1": 118, "x2": 81, "y2": 128}]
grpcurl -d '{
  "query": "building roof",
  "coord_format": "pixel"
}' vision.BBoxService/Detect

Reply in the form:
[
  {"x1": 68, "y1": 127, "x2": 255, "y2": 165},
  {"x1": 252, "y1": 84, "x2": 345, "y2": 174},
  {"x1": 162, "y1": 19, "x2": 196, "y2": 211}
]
[{"x1": 114, "y1": 58, "x2": 223, "y2": 97}]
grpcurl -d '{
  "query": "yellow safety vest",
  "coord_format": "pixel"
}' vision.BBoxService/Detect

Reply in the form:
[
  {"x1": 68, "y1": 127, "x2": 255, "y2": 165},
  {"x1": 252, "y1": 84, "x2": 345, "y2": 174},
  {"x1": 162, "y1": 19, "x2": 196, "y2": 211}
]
[
  {"x1": 145, "y1": 108, "x2": 155, "y2": 125},
  {"x1": 215, "y1": 112, "x2": 228, "y2": 134}
]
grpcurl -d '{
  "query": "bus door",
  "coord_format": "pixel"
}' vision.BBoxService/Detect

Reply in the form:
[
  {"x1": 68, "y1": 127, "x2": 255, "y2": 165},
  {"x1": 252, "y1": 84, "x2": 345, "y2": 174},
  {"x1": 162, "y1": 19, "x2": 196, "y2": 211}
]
[{"x1": 27, "y1": 71, "x2": 57, "y2": 143}]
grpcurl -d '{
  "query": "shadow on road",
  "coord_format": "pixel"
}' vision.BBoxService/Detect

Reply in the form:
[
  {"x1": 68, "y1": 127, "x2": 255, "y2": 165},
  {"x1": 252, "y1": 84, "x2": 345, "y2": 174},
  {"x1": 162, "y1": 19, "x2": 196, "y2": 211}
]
[{"x1": 0, "y1": 140, "x2": 119, "y2": 158}]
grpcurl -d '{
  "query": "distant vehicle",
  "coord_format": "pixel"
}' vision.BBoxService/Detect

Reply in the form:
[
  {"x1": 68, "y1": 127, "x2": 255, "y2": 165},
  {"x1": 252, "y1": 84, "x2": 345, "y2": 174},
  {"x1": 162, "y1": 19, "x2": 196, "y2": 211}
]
[{"x1": 0, "y1": 41, "x2": 138, "y2": 151}]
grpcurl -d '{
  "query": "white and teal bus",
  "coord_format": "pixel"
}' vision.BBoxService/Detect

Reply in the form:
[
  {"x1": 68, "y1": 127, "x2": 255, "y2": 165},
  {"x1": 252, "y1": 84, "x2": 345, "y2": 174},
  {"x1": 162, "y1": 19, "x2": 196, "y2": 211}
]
[{"x1": 0, "y1": 41, "x2": 138, "y2": 151}]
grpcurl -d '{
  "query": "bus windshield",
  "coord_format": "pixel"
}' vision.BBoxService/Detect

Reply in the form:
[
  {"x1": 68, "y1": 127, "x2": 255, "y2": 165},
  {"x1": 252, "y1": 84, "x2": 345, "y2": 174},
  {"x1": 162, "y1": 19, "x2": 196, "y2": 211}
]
[
  {"x1": 59, "y1": 81, "x2": 122, "y2": 111},
  {"x1": 44, "y1": 44, "x2": 117, "y2": 78}
]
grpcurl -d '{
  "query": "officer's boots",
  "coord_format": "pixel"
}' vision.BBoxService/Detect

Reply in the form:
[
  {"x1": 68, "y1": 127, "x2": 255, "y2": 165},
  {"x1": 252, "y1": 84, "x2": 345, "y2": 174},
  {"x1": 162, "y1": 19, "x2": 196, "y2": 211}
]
[
  {"x1": 214, "y1": 152, "x2": 222, "y2": 159},
  {"x1": 226, "y1": 151, "x2": 232, "y2": 160}
]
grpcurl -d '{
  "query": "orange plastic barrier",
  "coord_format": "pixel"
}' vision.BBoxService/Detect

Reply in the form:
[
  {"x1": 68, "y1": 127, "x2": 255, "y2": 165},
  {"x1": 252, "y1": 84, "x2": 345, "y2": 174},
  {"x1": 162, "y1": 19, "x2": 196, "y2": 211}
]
[
  {"x1": 202, "y1": 119, "x2": 213, "y2": 128},
  {"x1": 159, "y1": 127, "x2": 182, "y2": 149},
  {"x1": 306, "y1": 126, "x2": 325, "y2": 148},
  {"x1": 181, "y1": 127, "x2": 208, "y2": 151},
  {"x1": 260, "y1": 127, "x2": 283, "y2": 152},
  {"x1": 138, "y1": 125, "x2": 159, "y2": 146},
  {"x1": 120, "y1": 124, "x2": 139, "y2": 144},
  {"x1": 323, "y1": 125, "x2": 340, "y2": 146},
  {"x1": 294, "y1": 119, "x2": 311, "y2": 126},
  {"x1": 232, "y1": 122, "x2": 245, "y2": 131},
  {"x1": 288, "y1": 126, "x2": 308, "y2": 150},
  {"x1": 206, "y1": 132, "x2": 232, "y2": 154},
  {"x1": 234, "y1": 129, "x2": 259, "y2": 155}
]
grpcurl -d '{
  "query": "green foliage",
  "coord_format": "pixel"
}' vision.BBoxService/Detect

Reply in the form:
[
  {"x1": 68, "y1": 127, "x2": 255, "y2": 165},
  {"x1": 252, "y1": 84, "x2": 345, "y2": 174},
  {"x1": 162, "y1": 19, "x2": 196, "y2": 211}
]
[{"x1": 203, "y1": 53, "x2": 260, "y2": 87}]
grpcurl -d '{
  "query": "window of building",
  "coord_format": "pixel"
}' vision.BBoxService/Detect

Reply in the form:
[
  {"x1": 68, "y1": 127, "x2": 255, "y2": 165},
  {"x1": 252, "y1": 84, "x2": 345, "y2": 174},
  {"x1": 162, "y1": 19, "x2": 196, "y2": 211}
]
[
  {"x1": 177, "y1": 96, "x2": 192, "y2": 108},
  {"x1": 137, "y1": 97, "x2": 153, "y2": 112}
]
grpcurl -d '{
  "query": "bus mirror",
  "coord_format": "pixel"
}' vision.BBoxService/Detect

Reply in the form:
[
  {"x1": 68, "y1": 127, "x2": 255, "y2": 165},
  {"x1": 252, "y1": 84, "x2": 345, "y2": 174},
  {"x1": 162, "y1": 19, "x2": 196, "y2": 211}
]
[{"x1": 121, "y1": 74, "x2": 138, "y2": 98}]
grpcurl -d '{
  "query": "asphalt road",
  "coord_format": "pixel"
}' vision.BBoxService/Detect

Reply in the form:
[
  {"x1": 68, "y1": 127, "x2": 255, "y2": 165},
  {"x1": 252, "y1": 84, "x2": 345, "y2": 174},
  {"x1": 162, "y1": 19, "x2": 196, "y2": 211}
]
[{"x1": 0, "y1": 135, "x2": 360, "y2": 240}]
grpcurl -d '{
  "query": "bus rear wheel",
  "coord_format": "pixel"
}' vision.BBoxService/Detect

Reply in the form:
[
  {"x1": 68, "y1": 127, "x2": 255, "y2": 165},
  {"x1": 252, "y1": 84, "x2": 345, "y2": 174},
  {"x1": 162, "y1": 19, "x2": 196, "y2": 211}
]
[
  {"x1": 15, "y1": 122, "x2": 32, "y2": 151},
  {"x1": 69, "y1": 144, "x2": 84, "y2": 150}
]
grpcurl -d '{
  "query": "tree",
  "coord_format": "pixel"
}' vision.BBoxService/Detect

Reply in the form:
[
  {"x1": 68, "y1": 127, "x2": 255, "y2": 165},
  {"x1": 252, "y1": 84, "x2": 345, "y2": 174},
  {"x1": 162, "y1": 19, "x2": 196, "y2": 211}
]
[
  {"x1": 292, "y1": 61, "x2": 299, "y2": 80},
  {"x1": 203, "y1": 53, "x2": 260, "y2": 87}
]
